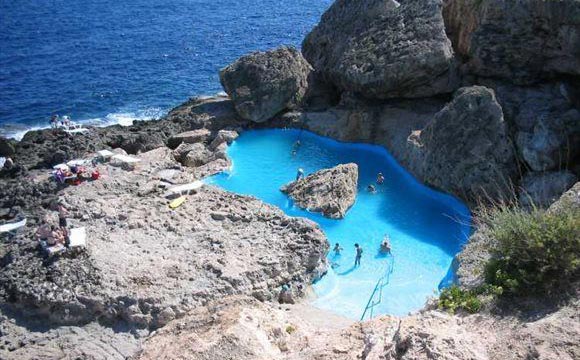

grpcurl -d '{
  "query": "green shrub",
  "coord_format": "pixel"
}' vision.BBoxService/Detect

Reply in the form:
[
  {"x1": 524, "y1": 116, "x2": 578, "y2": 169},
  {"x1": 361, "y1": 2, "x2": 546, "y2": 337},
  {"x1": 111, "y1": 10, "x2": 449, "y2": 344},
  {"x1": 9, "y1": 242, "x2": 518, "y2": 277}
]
[
  {"x1": 285, "y1": 325, "x2": 296, "y2": 334},
  {"x1": 438, "y1": 286, "x2": 482, "y2": 314},
  {"x1": 483, "y1": 206, "x2": 580, "y2": 297}
]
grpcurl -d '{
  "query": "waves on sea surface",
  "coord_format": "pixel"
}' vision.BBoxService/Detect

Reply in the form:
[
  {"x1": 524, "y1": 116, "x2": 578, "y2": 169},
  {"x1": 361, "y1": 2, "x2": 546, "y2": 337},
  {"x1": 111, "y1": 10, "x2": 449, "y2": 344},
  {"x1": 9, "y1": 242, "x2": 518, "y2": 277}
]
[
  {"x1": 0, "y1": 106, "x2": 166, "y2": 140},
  {"x1": 0, "y1": 0, "x2": 333, "y2": 141}
]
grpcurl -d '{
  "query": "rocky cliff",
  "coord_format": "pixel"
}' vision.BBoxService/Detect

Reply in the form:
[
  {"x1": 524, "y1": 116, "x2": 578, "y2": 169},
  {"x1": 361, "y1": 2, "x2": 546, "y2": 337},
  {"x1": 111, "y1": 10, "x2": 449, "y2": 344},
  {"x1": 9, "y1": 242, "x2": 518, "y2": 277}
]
[
  {"x1": 1, "y1": 0, "x2": 580, "y2": 358},
  {"x1": 302, "y1": 0, "x2": 458, "y2": 99},
  {"x1": 219, "y1": 0, "x2": 580, "y2": 206}
]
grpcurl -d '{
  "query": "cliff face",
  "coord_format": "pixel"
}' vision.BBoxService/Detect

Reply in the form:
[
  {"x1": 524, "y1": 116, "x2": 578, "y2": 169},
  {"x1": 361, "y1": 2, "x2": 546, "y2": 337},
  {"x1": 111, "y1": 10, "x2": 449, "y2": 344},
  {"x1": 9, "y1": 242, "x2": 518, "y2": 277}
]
[
  {"x1": 302, "y1": 0, "x2": 458, "y2": 99},
  {"x1": 219, "y1": 0, "x2": 580, "y2": 205},
  {"x1": 443, "y1": 0, "x2": 580, "y2": 84},
  {"x1": 1, "y1": 0, "x2": 580, "y2": 358}
]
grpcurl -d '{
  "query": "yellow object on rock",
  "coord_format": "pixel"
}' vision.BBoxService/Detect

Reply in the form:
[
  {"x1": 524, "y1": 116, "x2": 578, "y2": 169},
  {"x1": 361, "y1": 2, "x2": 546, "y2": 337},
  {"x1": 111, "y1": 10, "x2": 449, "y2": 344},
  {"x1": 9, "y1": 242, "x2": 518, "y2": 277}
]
[{"x1": 169, "y1": 196, "x2": 186, "y2": 209}]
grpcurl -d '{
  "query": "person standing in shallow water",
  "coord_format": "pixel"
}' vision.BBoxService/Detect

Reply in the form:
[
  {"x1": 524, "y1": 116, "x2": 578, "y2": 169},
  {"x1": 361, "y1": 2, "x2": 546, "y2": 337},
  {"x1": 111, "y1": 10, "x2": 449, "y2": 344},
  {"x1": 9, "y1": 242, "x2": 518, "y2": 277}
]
[
  {"x1": 354, "y1": 243, "x2": 363, "y2": 266},
  {"x1": 296, "y1": 168, "x2": 304, "y2": 181},
  {"x1": 333, "y1": 243, "x2": 343, "y2": 256}
]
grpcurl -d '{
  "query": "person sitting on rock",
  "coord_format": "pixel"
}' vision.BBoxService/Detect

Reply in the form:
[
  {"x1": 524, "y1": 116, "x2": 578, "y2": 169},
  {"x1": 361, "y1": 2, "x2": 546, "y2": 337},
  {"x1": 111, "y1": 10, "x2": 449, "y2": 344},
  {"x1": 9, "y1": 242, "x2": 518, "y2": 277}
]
[
  {"x1": 333, "y1": 243, "x2": 343, "y2": 256},
  {"x1": 50, "y1": 115, "x2": 59, "y2": 129},
  {"x1": 47, "y1": 225, "x2": 65, "y2": 246},
  {"x1": 57, "y1": 203, "x2": 69, "y2": 228},
  {"x1": 54, "y1": 169, "x2": 66, "y2": 183},
  {"x1": 296, "y1": 168, "x2": 304, "y2": 181},
  {"x1": 367, "y1": 184, "x2": 376, "y2": 193},
  {"x1": 3, "y1": 157, "x2": 14, "y2": 170},
  {"x1": 376, "y1": 172, "x2": 385, "y2": 185},
  {"x1": 36, "y1": 220, "x2": 52, "y2": 241},
  {"x1": 380, "y1": 235, "x2": 392, "y2": 255}
]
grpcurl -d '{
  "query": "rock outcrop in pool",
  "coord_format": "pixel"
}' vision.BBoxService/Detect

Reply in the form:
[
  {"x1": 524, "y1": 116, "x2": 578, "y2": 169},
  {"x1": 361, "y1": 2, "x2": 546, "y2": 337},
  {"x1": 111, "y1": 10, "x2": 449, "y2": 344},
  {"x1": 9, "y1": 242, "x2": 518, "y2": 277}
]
[{"x1": 281, "y1": 163, "x2": 358, "y2": 219}]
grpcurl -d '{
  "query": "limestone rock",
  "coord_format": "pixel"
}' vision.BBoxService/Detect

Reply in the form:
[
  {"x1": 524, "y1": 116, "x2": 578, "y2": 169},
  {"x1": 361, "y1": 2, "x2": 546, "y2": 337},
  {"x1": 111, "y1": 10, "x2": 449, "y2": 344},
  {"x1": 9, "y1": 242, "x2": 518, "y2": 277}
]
[
  {"x1": 443, "y1": 0, "x2": 580, "y2": 84},
  {"x1": 209, "y1": 129, "x2": 239, "y2": 150},
  {"x1": 167, "y1": 129, "x2": 211, "y2": 149},
  {"x1": 548, "y1": 181, "x2": 580, "y2": 214},
  {"x1": 0, "y1": 313, "x2": 141, "y2": 360},
  {"x1": 494, "y1": 83, "x2": 580, "y2": 172},
  {"x1": 281, "y1": 163, "x2": 358, "y2": 219},
  {"x1": 419, "y1": 86, "x2": 516, "y2": 202},
  {"x1": 171, "y1": 142, "x2": 197, "y2": 163},
  {"x1": 182, "y1": 143, "x2": 213, "y2": 168},
  {"x1": 137, "y1": 295, "x2": 580, "y2": 360},
  {"x1": 455, "y1": 230, "x2": 493, "y2": 290},
  {"x1": 519, "y1": 171, "x2": 577, "y2": 208},
  {"x1": 302, "y1": 0, "x2": 458, "y2": 99},
  {"x1": 220, "y1": 46, "x2": 312, "y2": 122},
  {"x1": 0, "y1": 148, "x2": 328, "y2": 329},
  {"x1": 0, "y1": 137, "x2": 16, "y2": 157},
  {"x1": 514, "y1": 108, "x2": 580, "y2": 172}
]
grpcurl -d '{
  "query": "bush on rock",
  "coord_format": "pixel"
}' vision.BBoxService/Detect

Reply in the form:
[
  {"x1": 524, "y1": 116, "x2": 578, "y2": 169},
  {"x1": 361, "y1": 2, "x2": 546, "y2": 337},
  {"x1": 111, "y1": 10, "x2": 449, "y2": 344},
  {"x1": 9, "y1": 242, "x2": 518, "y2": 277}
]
[{"x1": 484, "y1": 206, "x2": 580, "y2": 297}]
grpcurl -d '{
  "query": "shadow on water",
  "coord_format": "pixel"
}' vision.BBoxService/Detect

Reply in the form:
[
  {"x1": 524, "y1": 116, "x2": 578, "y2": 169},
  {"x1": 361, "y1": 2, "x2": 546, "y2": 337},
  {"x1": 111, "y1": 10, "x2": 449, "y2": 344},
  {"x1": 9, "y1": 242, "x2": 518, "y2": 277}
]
[{"x1": 336, "y1": 265, "x2": 358, "y2": 276}]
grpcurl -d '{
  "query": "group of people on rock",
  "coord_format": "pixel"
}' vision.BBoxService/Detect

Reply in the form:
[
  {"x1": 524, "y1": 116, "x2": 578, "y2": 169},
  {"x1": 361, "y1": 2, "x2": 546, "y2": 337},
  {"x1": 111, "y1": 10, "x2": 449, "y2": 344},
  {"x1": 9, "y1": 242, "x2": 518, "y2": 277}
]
[
  {"x1": 367, "y1": 172, "x2": 385, "y2": 193},
  {"x1": 54, "y1": 163, "x2": 100, "y2": 185},
  {"x1": 50, "y1": 114, "x2": 72, "y2": 129},
  {"x1": 332, "y1": 234, "x2": 391, "y2": 268},
  {"x1": 35, "y1": 203, "x2": 70, "y2": 249}
]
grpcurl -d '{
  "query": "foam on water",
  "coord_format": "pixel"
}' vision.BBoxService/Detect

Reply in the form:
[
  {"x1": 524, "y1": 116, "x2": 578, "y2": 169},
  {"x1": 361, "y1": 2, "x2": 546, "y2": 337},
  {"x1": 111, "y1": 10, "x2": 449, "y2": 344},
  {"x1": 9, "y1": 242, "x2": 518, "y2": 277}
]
[
  {"x1": 0, "y1": 106, "x2": 165, "y2": 140},
  {"x1": 208, "y1": 129, "x2": 471, "y2": 319}
]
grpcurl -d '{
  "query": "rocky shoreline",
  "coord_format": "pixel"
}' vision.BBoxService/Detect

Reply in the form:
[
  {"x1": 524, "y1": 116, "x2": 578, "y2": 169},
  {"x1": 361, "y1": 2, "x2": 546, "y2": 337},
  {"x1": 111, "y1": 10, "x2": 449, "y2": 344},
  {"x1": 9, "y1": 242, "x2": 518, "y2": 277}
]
[{"x1": 1, "y1": 0, "x2": 579, "y2": 358}]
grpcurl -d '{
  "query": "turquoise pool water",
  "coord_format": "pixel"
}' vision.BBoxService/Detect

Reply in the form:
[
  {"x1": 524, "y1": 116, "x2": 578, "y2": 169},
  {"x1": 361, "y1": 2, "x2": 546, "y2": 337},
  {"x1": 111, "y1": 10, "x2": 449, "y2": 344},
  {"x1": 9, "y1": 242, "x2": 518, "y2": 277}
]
[{"x1": 207, "y1": 129, "x2": 471, "y2": 319}]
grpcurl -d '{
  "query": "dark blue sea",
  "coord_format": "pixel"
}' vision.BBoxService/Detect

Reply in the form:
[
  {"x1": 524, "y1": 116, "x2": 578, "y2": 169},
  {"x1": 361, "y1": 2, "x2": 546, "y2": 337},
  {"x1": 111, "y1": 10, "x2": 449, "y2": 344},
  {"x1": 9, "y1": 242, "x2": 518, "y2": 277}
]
[{"x1": 0, "y1": 0, "x2": 332, "y2": 139}]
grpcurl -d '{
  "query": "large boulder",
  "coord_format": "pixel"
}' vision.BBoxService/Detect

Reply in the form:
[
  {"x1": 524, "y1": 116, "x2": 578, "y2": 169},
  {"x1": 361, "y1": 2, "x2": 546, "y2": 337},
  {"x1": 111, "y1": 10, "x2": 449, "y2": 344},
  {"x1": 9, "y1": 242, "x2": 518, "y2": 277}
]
[
  {"x1": 548, "y1": 181, "x2": 580, "y2": 214},
  {"x1": 220, "y1": 47, "x2": 312, "y2": 123},
  {"x1": 181, "y1": 143, "x2": 213, "y2": 168},
  {"x1": 302, "y1": 0, "x2": 458, "y2": 99},
  {"x1": 443, "y1": 0, "x2": 580, "y2": 84},
  {"x1": 519, "y1": 171, "x2": 578, "y2": 208},
  {"x1": 493, "y1": 83, "x2": 580, "y2": 172},
  {"x1": 419, "y1": 86, "x2": 517, "y2": 202},
  {"x1": 281, "y1": 163, "x2": 358, "y2": 219},
  {"x1": 0, "y1": 137, "x2": 16, "y2": 157},
  {"x1": 167, "y1": 129, "x2": 211, "y2": 149},
  {"x1": 209, "y1": 129, "x2": 239, "y2": 150}
]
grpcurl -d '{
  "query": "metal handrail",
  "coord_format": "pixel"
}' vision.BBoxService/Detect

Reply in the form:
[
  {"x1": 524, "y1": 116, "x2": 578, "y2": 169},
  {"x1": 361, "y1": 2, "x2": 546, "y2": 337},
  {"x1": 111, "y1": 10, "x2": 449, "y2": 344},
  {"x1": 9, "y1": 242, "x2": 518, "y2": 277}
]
[{"x1": 360, "y1": 256, "x2": 395, "y2": 321}]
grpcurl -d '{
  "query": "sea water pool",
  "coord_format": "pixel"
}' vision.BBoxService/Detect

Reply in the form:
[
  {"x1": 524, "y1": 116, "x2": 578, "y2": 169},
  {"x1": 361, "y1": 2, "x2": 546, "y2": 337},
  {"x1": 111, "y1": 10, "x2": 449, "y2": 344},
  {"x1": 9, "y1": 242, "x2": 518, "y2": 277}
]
[{"x1": 207, "y1": 129, "x2": 471, "y2": 319}]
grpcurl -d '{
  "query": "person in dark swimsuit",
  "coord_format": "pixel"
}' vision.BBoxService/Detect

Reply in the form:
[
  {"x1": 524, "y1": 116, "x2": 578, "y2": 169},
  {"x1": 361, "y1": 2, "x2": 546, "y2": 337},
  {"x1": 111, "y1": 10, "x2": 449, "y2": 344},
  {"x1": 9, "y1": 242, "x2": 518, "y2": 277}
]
[{"x1": 354, "y1": 243, "x2": 363, "y2": 266}]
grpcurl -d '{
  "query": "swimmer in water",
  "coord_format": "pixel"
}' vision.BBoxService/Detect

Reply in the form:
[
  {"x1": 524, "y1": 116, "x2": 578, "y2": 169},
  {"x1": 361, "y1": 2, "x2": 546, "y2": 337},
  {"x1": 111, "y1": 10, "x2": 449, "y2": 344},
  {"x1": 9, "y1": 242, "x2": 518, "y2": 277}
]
[{"x1": 377, "y1": 172, "x2": 385, "y2": 185}]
